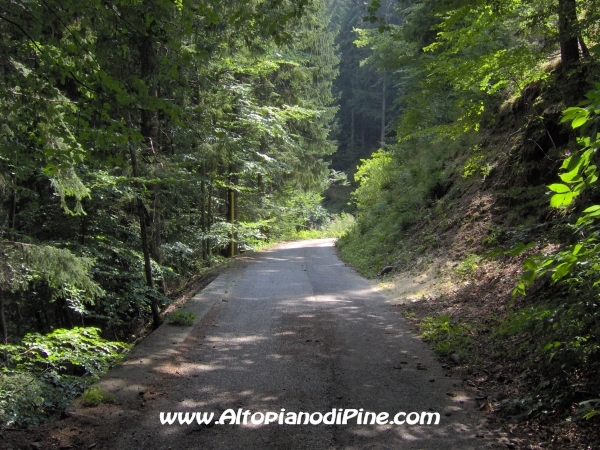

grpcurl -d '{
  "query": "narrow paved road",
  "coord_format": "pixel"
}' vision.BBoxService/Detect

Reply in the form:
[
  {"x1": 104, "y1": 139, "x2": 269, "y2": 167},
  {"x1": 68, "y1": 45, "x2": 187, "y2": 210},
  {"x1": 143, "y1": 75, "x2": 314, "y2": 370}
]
[{"x1": 90, "y1": 240, "x2": 494, "y2": 449}]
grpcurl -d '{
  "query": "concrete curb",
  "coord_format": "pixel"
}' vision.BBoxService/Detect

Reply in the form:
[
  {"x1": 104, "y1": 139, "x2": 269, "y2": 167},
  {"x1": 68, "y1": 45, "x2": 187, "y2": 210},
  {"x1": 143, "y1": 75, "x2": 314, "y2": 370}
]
[{"x1": 87, "y1": 268, "x2": 240, "y2": 403}]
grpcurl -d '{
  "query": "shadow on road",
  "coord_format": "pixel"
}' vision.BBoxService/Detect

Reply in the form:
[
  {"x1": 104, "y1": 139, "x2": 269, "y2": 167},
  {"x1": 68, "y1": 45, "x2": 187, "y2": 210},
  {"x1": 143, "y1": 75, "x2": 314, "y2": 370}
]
[{"x1": 23, "y1": 240, "x2": 494, "y2": 450}]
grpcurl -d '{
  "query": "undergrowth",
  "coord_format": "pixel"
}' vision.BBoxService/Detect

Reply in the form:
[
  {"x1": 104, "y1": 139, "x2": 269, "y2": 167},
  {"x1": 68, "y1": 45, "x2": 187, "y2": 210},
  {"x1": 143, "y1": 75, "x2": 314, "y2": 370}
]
[
  {"x1": 166, "y1": 311, "x2": 197, "y2": 326},
  {"x1": 291, "y1": 213, "x2": 356, "y2": 240},
  {"x1": 453, "y1": 254, "x2": 482, "y2": 280},
  {"x1": 82, "y1": 385, "x2": 116, "y2": 407},
  {"x1": 0, "y1": 328, "x2": 129, "y2": 427},
  {"x1": 420, "y1": 314, "x2": 473, "y2": 357},
  {"x1": 336, "y1": 68, "x2": 600, "y2": 446}
]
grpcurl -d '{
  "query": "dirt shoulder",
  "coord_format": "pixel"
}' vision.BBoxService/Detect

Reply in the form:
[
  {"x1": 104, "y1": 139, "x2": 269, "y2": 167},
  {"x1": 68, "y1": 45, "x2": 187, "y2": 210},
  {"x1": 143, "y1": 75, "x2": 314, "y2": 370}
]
[{"x1": 373, "y1": 255, "x2": 600, "y2": 450}]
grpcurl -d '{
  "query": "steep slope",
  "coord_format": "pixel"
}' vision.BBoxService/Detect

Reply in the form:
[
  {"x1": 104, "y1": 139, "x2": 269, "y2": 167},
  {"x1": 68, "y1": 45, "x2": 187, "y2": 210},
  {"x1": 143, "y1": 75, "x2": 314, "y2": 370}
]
[{"x1": 337, "y1": 66, "x2": 600, "y2": 448}]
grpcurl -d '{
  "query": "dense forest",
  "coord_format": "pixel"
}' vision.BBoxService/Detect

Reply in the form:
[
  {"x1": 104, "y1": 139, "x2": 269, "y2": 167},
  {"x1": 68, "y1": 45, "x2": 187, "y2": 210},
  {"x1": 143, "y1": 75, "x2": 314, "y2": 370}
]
[
  {"x1": 2, "y1": 0, "x2": 600, "y2": 446},
  {"x1": 0, "y1": 0, "x2": 341, "y2": 426}
]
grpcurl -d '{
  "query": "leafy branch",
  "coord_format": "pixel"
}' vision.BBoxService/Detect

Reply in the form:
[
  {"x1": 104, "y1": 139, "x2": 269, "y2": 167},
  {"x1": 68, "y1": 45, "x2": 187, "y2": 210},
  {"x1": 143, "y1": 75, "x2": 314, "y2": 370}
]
[{"x1": 514, "y1": 83, "x2": 600, "y2": 295}]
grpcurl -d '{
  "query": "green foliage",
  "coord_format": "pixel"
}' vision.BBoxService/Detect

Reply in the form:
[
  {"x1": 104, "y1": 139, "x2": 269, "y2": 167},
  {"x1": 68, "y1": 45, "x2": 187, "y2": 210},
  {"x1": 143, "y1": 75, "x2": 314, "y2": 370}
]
[
  {"x1": 0, "y1": 327, "x2": 128, "y2": 427},
  {"x1": 0, "y1": 0, "x2": 339, "y2": 340},
  {"x1": 422, "y1": 1, "x2": 550, "y2": 124},
  {"x1": 84, "y1": 239, "x2": 171, "y2": 327},
  {"x1": 293, "y1": 213, "x2": 356, "y2": 239},
  {"x1": 352, "y1": 150, "x2": 394, "y2": 209},
  {"x1": 462, "y1": 146, "x2": 493, "y2": 178},
  {"x1": 82, "y1": 385, "x2": 115, "y2": 407},
  {"x1": 321, "y1": 213, "x2": 356, "y2": 238},
  {"x1": 421, "y1": 315, "x2": 472, "y2": 357},
  {"x1": 482, "y1": 225, "x2": 506, "y2": 247},
  {"x1": 454, "y1": 254, "x2": 482, "y2": 280},
  {"x1": 0, "y1": 243, "x2": 103, "y2": 310},
  {"x1": 165, "y1": 311, "x2": 196, "y2": 327},
  {"x1": 496, "y1": 290, "x2": 600, "y2": 408},
  {"x1": 494, "y1": 83, "x2": 600, "y2": 418},
  {"x1": 337, "y1": 230, "x2": 389, "y2": 276},
  {"x1": 0, "y1": 372, "x2": 44, "y2": 428},
  {"x1": 337, "y1": 131, "x2": 460, "y2": 276},
  {"x1": 545, "y1": 84, "x2": 600, "y2": 208},
  {"x1": 516, "y1": 83, "x2": 600, "y2": 295},
  {"x1": 262, "y1": 190, "x2": 335, "y2": 240},
  {"x1": 579, "y1": 399, "x2": 600, "y2": 420},
  {"x1": 0, "y1": 0, "x2": 337, "y2": 429},
  {"x1": 4, "y1": 327, "x2": 130, "y2": 378},
  {"x1": 342, "y1": 0, "x2": 600, "y2": 430},
  {"x1": 330, "y1": 0, "x2": 394, "y2": 174}
]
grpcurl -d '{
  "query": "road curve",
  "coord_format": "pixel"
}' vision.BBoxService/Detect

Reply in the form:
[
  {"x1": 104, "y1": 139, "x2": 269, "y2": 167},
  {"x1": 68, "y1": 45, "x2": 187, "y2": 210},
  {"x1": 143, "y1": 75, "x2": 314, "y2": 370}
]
[{"x1": 97, "y1": 239, "x2": 493, "y2": 449}]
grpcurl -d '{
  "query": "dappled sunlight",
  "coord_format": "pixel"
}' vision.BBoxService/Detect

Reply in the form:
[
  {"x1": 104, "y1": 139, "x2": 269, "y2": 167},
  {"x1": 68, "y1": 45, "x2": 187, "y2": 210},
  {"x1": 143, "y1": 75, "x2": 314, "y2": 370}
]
[
  {"x1": 120, "y1": 348, "x2": 181, "y2": 367},
  {"x1": 451, "y1": 394, "x2": 471, "y2": 403},
  {"x1": 205, "y1": 334, "x2": 269, "y2": 345},
  {"x1": 112, "y1": 240, "x2": 492, "y2": 449},
  {"x1": 156, "y1": 362, "x2": 228, "y2": 375},
  {"x1": 265, "y1": 353, "x2": 289, "y2": 360},
  {"x1": 307, "y1": 295, "x2": 352, "y2": 304},
  {"x1": 273, "y1": 331, "x2": 297, "y2": 336}
]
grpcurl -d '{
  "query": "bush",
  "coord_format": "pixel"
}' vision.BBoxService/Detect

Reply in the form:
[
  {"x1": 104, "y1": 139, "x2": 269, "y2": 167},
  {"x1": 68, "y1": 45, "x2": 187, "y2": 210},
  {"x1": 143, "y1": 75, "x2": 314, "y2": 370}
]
[
  {"x1": 421, "y1": 314, "x2": 472, "y2": 357},
  {"x1": 322, "y1": 213, "x2": 356, "y2": 238},
  {"x1": 453, "y1": 254, "x2": 482, "y2": 280},
  {"x1": 0, "y1": 372, "x2": 44, "y2": 427},
  {"x1": 0, "y1": 327, "x2": 129, "y2": 427},
  {"x1": 294, "y1": 213, "x2": 356, "y2": 240},
  {"x1": 82, "y1": 385, "x2": 115, "y2": 407},
  {"x1": 166, "y1": 311, "x2": 196, "y2": 326}
]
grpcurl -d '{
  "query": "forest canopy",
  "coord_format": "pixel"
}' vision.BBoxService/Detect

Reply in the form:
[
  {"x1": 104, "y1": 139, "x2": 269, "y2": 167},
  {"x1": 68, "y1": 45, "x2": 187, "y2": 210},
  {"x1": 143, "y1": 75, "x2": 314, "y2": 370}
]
[{"x1": 0, "y1": 0, "x2": 340, "y2": 335}]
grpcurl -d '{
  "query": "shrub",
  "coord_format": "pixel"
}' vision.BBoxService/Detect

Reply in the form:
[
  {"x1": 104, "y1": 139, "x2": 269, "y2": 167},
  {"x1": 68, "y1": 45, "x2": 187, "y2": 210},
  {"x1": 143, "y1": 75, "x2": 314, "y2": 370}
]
[
  {"x1": 421, "y1": 314, "x2": 472, "y2": 357},
  {"x1": 82, "y1": 385, "x2": 115, "y2": 407},
  {"x1": 453, "y1": 254, "x2": 482, "y2": 280},
  {"x1": 166, "y1": 311, "x2": 196, "y2": 326},
  {"x1": 0, "y1": 327, "x2": 129, "y2": 427},
  {"x1": 0, "y1": 372, "x2": 44, "y2": 427},
  {"x1": 294, "y1": 213, "x2": 356, "y2": 240}
]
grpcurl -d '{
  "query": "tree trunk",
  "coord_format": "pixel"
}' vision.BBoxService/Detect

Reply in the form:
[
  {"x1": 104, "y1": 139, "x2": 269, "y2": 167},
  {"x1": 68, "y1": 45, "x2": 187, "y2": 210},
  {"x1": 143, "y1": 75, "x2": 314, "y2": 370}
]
[
  {"x1": 381, "y1": 71, "x2": 386, "y2": 149},
  {"x1": 130, "y1": 146, "x2": 161, "y2": 329},
  {"x1": 153, "y1": 186, "x2": 166, "y2": 293},
  {"x1": 9, "y1": 173, "x2": 16, "y2": 230},
  {"x1": 257, "y1": 173, "x2": 264, "y2": 194},
  {"x1": 55, "y1": 302, "x2": 63, "y2": 328},
  {"x1": 207, "y1": 180, "x2": 213, "y2": 264},
  {"x1": 361, "y1": 124, "x2": 365, "y2": 148},
  {"x1": 137, "y1": 29, "x2": 162, "y2": 329},
  {"x1": 0, "y1": 293, "x2": 6, "y2": 362},
  {"x1": 228, "y1": 188, "x2": 236, "y2": 257},
  {"x1": 60, "y1": 297, "x2": 73, "y2": 328},
  {"x1": 201, "y1": 162, "x2": 207, "y2": 262},
  {"x1": 579, "y1": 36, "x2": 590, "y2": 58},
  {"x1": 34, "y1": 310, "x2": 45, "y2": 333},
  {"x1": 16, "y1": 302, "x2": 22, "y2": 337},
  {"x1": 350, "y1": 109, "x2": 355, "y2": 154},
  {"x1": 41, "y1": 302, "x2": 51, "y2": 332},
  {"x1": 558, "y1": 0, "x2": 579, "y2": 66}
]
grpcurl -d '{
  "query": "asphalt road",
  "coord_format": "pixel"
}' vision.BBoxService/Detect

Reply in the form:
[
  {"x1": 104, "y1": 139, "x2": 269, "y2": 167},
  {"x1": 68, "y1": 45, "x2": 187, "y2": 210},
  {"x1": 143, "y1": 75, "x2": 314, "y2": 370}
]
[{"x1": 92, "y1": 239, "x2": 494, "y2": 449}]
